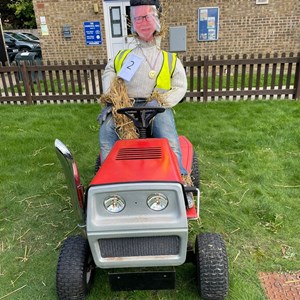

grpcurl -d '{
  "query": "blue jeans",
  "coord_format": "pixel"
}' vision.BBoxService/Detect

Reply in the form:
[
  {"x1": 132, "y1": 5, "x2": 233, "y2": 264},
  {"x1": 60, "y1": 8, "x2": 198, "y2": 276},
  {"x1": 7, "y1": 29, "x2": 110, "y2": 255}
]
[{"x1": 99, "y1": 105, "x2": 187, "y2": 175}]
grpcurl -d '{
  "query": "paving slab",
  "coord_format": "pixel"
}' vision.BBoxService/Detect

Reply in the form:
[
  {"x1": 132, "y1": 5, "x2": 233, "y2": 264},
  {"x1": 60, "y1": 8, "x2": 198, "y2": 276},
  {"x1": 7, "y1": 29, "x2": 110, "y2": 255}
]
[{"x1": 259, "y1": 271, "x2": 300, "y2": 300}]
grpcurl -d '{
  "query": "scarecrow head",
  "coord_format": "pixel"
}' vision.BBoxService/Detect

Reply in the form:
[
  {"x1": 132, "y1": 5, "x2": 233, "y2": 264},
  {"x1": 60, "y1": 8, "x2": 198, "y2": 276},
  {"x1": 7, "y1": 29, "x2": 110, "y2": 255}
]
[{"x1": 130, "y1": 0, "x2": 162, "y2": 42}]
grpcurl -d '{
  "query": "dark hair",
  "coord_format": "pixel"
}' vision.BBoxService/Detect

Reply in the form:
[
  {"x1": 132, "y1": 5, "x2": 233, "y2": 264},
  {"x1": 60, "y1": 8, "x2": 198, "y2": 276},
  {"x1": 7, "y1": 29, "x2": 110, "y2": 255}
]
[{"x1": 130, "y1": 0, "x2": 161, "y2": 12}]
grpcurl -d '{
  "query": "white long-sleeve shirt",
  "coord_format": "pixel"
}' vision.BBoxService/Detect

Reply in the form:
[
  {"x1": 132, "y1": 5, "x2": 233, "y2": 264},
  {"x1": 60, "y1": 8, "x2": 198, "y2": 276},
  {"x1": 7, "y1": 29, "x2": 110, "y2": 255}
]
[{"x1": 102, "y1": 39, "x2": 187, "y2": 108}]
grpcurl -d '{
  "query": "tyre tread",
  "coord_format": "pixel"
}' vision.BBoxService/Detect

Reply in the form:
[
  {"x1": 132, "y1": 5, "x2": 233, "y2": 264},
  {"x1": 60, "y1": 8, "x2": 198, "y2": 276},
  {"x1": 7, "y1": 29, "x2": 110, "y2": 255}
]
[
  {"x1": 56, "y1": 235, "x2": 92, "y2": 300},
  {"x1": 195, "y1": 233, "x2": 229, "y2": 300},
  {"x1": 191, "y1": 151, "x2": 200, "y2": 188}
]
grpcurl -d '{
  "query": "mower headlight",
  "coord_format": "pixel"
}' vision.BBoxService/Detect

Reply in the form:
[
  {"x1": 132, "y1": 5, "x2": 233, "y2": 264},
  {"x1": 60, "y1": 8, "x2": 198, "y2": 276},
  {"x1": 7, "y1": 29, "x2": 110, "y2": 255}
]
[
  {"x1": 104, "y1": 195, "x2": 125, "y2": 213},
  {"x1": 147, "y1": 193, "x2": 169, "y2": 211}
]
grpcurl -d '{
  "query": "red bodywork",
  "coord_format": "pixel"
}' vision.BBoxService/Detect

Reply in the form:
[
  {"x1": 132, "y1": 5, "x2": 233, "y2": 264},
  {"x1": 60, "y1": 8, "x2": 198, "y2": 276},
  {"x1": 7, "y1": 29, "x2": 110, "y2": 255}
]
[
  {"x1": 89, "y1": 136, "x2": 197, "y2": 219},
  {"x1": 179, "y1": 136, "x2": 193, "y2": 174}
]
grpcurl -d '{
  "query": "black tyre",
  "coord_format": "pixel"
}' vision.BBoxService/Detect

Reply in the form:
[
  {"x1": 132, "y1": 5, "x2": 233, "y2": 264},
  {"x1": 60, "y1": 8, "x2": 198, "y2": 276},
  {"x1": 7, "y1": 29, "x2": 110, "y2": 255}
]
[
  {"x1": 56, "y1": 235, "x2": 95, "y2": 300},
  {"x1": 191, "y1": 150, "x2": 200, "y2": 189},
  {"x1": 95, "y1": 154, "x2": 101, "y2": 174},
  {"x1": 195, "y1": 233, "x2": 229, "y2": 300}
]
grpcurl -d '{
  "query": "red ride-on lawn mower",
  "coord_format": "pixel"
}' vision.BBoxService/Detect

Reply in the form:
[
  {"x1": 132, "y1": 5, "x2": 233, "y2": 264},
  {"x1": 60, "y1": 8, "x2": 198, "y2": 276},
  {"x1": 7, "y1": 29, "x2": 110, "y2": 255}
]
[{"x1": 55, "y1": 107, "x2": 229, "y2": 300}]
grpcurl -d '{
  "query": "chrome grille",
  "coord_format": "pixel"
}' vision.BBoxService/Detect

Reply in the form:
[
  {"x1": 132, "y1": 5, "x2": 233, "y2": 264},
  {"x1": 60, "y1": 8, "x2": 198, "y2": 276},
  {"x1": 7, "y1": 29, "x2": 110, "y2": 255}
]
[{"x1": 99, "y1": 236, "x2": 180, "y2": 258}]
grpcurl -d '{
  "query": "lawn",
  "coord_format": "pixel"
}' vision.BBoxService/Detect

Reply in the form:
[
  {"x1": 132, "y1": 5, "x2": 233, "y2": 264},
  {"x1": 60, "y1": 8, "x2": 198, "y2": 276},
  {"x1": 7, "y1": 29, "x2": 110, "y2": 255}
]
[
  {"x1": 1, "y1": 78, "x2": 80, "y2": 94},
  {"x1": 0, "y1": 100, "x2": 299, "y2": 299},
  {"x1": 187, "y1": 73, "x2": 295, "y2": 90}
]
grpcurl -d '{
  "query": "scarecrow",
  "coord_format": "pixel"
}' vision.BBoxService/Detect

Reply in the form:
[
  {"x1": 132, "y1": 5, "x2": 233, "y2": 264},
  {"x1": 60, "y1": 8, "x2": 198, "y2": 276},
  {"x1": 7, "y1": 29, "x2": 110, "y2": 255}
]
[{"x1": 98, "y1": 0, "x2": 193, "y2": 203}]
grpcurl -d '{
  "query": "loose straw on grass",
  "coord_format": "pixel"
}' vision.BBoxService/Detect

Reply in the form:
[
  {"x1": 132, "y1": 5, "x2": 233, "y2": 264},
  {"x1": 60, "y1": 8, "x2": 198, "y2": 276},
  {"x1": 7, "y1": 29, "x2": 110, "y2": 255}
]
[{"x1": 0, "y1": 285, "x2": 27, "y2": 300}]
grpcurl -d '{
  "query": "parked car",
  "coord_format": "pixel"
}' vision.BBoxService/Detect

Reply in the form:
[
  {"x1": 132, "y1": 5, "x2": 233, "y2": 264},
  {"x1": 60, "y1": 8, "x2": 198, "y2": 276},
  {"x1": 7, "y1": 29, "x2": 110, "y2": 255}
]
[
  {"x1": 4, "y1": 32, "x2": 40, "y2": 51},
  {"x1": 11, "y1": 32, "x2": 36, "y2": 43},
  {"x1": 20, "y1": 32, "x2": 40, "y2": 41},
  {"x1": 4, "y1": 36, "x2": 19, "y2": 62},
  {"x1": 4, "y1": 32, "x2": 42, "y2": 58}
]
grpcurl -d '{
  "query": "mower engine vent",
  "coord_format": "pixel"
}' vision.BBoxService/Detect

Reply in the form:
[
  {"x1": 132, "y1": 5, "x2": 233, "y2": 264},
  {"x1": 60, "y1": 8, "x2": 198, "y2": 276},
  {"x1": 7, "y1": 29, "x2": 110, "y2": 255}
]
[{"x1": 116, "y1": 147, "x2": 162, "y2": 160}]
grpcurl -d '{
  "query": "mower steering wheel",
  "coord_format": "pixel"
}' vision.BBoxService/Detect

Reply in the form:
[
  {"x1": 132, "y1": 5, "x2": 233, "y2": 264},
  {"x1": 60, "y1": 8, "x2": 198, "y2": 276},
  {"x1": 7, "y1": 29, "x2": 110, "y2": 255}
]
[{"x1": 117, "y1": 106, "x2": 165, "y2": 138}]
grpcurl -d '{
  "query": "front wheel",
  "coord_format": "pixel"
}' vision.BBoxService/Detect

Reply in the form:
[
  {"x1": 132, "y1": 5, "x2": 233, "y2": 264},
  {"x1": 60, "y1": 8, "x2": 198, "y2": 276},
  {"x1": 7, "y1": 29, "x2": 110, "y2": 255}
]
[
  {"x1": 56, "y1": 235, "x2": 95, "y2": 300},
  {"x1": 195, "y1": 233, "x2": 229, "y2": 300}
]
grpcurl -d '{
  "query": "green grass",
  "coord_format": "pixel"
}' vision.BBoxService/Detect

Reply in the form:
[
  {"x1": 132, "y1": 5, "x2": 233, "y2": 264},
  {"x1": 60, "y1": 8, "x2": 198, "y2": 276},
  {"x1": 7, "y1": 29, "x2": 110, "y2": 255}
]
[
  {"x1": 0, "y1": 100, "x2": 300, "y2": 299},
  {"x1": 2, "y1": 73, "x2": 295, "y2": 94},
  {"x1": 1, "y1": 78, "x2": 80, "y2": 94},
  {"x1": 187, "y1": 74, "x2": 296, "y2": 90}
]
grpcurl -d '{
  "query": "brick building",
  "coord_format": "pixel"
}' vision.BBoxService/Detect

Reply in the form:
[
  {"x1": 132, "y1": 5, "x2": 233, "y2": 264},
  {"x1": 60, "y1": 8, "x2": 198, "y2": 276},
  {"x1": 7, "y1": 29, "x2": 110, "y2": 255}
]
[{"x1": 32, "y1": 0, "x2": 300, "y2": 62}]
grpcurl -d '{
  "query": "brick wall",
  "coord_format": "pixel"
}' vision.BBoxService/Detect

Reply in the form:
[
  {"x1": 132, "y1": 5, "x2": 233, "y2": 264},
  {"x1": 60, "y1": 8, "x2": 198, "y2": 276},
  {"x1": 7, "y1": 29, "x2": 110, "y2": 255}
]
[
  {"x1": 7, "y1": 29, "x2": 40, "y2": 37},
  {"x1": 32, "y1": 0, "x2": 107, "y2": 62},
  {"x1": 161, "y1": 0, "x2": 300, "y2": 58},
  {"x1": 32, "y1": 0, "x2": 300, "y2": 62}
]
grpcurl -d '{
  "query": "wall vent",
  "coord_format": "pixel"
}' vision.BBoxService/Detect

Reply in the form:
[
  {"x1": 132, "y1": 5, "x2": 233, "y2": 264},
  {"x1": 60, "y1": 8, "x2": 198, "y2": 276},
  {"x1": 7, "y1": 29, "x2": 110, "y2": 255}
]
[{"x1": 256, "y1": 0, "x2": 269, "y2": 4}]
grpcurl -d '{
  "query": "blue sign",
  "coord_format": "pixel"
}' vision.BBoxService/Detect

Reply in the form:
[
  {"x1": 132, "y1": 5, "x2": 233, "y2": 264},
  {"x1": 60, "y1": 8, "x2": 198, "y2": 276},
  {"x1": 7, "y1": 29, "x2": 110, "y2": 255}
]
[
  {"x1": 84, "y1": 21, "x2": 102, "y2": 46},
  {"x1": 198, "y1": 7, "x2": 219, "y2": 41}
]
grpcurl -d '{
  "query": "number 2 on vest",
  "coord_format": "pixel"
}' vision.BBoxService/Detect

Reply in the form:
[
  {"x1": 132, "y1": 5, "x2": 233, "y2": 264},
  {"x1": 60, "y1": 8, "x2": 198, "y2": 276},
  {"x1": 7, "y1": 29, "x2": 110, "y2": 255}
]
[
  {"x1": 127, "y1": 61, "x2": 134, "y2": 70},
  {"x1": 117, "y1": 54, "x2": 143, "y2": 82}
]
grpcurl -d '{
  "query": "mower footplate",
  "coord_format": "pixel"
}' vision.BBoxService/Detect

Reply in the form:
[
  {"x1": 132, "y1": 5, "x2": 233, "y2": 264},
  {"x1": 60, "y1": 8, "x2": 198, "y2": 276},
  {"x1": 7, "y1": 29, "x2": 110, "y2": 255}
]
[{"x1": 109, "y1": 269, "x2": 176, "y2": 291}]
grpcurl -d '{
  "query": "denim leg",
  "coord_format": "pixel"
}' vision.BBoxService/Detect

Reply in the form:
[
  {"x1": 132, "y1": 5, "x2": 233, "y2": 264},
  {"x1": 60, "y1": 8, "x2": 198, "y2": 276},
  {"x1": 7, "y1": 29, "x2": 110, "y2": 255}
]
[
  {"x1": 99, "y1": 114, "x2": 119, "y2": 162},
  {"x1": 152, "y1": 108, "x2": 187, "y2": 175}
]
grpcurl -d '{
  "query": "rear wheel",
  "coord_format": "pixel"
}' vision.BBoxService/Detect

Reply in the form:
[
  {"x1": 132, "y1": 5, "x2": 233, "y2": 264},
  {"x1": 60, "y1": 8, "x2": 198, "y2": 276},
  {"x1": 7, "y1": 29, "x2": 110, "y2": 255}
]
[
  {"x1": 56, "y1": 235, "x2": 95, "y2": 300},
  {"x1": 95, "y1": 154, "x2": 101, "y2": 174},
  {"x1": 191, "y1": 151, "x2": 200, "y2": 189},
  {"x1": 195, "y1": 233, "x2": 229, "y2": 300}
]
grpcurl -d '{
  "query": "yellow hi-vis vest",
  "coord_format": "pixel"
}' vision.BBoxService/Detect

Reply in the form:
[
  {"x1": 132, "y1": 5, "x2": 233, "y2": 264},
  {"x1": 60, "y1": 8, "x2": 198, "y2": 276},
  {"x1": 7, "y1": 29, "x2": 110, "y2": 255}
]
[{"x1": 114, "y1": 49, "x2": 177, "y2": 91}]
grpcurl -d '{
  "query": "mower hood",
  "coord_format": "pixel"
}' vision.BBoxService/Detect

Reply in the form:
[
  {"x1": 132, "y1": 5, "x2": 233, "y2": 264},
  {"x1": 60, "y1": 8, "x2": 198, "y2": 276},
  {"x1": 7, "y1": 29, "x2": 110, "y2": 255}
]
[{"x1": 90, "y1": 138, "x2": 182, "y2": 186}]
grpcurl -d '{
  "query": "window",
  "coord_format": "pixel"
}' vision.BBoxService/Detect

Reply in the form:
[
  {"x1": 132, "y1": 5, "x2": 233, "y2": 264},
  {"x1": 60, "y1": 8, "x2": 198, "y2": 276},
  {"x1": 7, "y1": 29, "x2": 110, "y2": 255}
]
[{"x1": 110, "y1": 7, "x2": 122, "y2": 38}]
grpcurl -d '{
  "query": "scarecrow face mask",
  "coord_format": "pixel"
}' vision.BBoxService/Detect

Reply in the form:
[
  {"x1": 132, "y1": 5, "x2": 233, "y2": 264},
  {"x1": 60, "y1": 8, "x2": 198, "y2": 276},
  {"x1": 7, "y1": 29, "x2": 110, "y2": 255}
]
[{"x1": 130, "y1": 5, "x2": 161, "y2": 42}]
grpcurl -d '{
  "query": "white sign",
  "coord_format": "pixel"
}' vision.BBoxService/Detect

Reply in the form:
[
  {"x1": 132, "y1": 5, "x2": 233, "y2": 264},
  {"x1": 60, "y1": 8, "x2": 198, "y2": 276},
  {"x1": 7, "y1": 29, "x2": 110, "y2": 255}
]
[
  {"x1": 40, "y1": 16, "x2": 46, "y2": 25},
  {"x1": 117, "y1": 53, "x2": 143, "y2": 82}
]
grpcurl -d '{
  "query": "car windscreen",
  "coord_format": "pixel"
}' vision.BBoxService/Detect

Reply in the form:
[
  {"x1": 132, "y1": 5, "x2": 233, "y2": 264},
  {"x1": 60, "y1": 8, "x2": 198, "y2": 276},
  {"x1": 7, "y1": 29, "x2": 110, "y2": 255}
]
[{"x1": 7, "y1": 33, "x2": 29, "y2": 41}]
